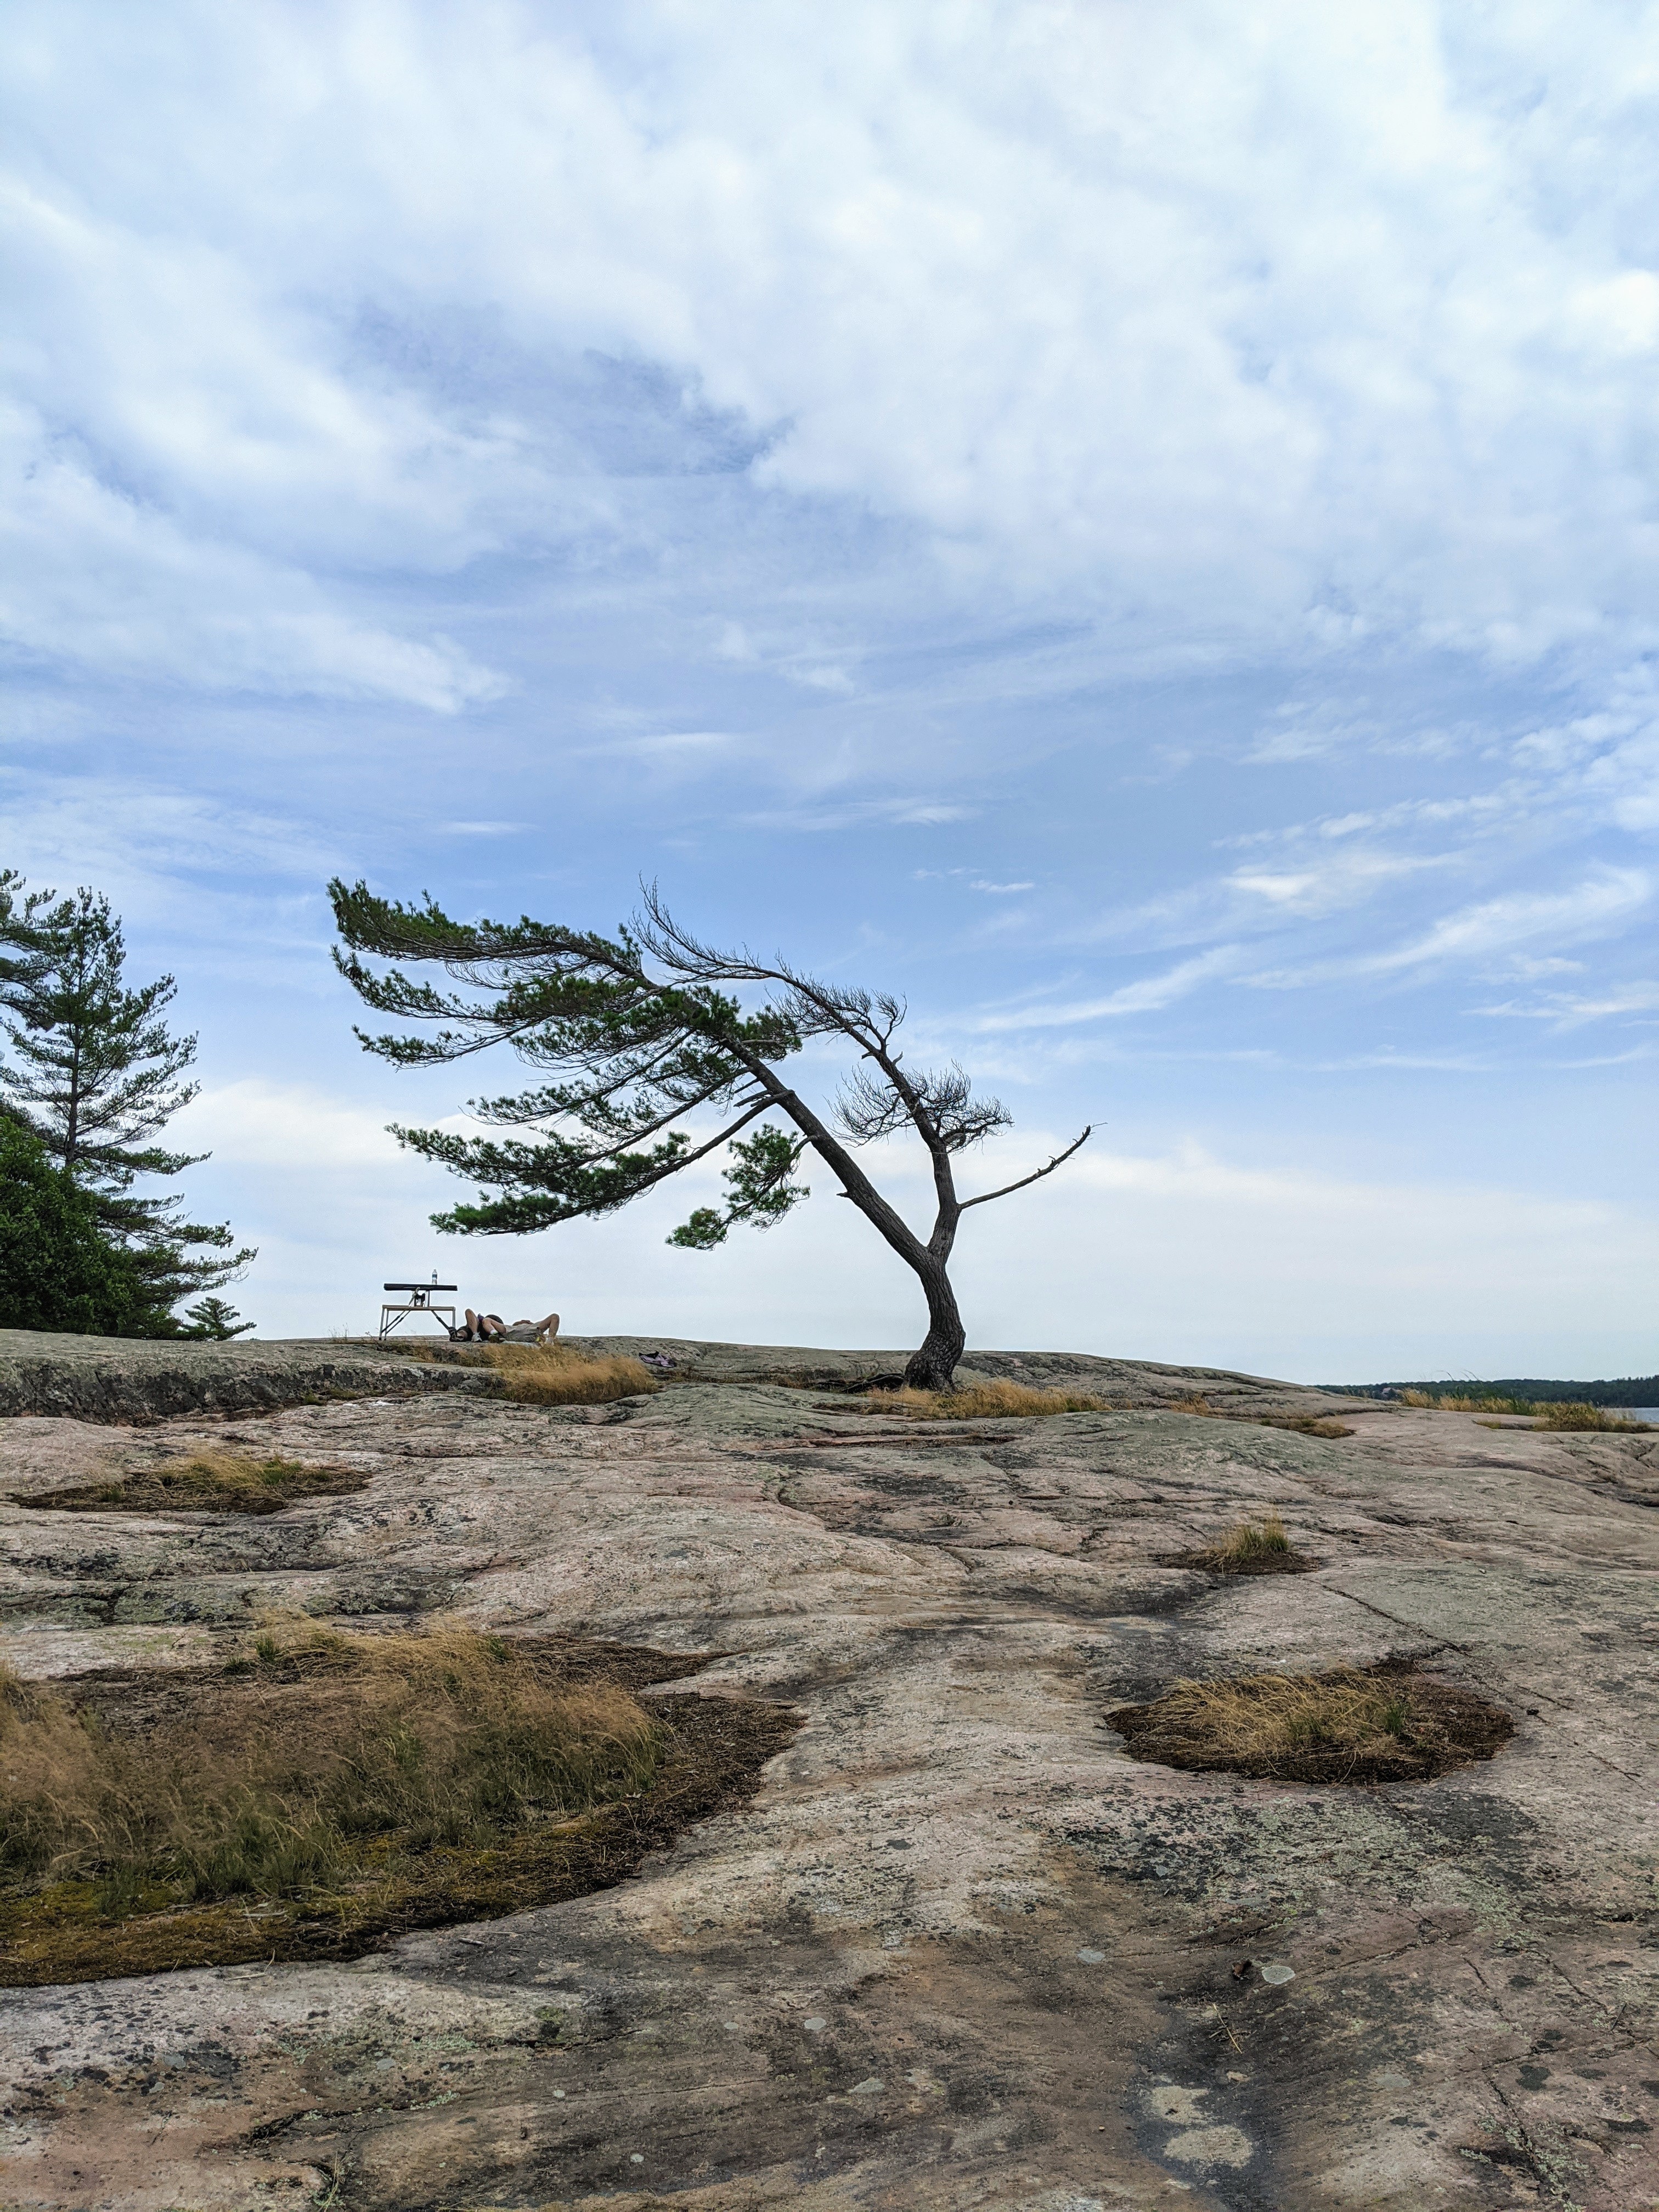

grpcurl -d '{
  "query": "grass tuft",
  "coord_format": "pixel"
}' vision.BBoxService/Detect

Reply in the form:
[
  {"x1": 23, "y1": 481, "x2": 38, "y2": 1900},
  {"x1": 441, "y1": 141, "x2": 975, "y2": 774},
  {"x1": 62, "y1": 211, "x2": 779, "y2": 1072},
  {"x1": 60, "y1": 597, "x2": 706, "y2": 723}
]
[
  {"x1": 14, "y1": 1448, "x2": 368, "y2": 1516},
  {"x1": 0, "y1": 1621, "x2": 663, "y2": 1912},
  {"x1": 0, "y1": 1629, "x2": 797, "y2": 1987},
  {"x1": 1110, "y1": 1665, "x2": 1512, "y2": 1783},
  {"x1": 1162, "y1": 1513, "x2": 1312, "y2": 1576},
  {"x1": 386, "y1": 1339, "x2": 659, "y2": 1405},
  {"x1": 1400, "y1": 1388, "x2": 1650, "y2": 1430},
  {"x1": 476, "y1": 1342, "x2": 662, "y2": 1404},
  {"x1": 1530, "y1": 1401, "x2": 1650, "y2": 1431},
  {"x1": 872, "y1": 1380, "x2": 1110, "y2": 1419},
  {"x1": 1207, "y1": 1514, "x2": 1291, "y2": 1567}
]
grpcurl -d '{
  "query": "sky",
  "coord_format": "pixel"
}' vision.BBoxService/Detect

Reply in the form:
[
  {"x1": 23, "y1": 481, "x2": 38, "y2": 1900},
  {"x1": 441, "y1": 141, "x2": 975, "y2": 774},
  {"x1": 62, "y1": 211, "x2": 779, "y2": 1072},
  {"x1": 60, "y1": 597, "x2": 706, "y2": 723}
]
[{"x1": 3, "y1": 1, "x2": 1656, "y2": 1381}]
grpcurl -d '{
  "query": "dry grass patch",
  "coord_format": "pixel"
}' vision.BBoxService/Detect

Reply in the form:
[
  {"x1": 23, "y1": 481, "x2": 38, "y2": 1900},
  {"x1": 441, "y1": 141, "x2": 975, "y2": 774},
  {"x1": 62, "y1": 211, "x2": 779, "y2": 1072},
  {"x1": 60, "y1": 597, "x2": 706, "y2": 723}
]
[
  {"x1": 1161, "y1": 1513, "x2": 1314, "y2": 1576},
  {"x1": 477, "y1": 1342, "x2": 662, "y2": 1404},
  {"x1": 1400, "y1": 1389, "x2": 1650, "y2": 1430},
  {"x1": 1211, "y1": 1513, "x2": 1290, "y2": 1565},
  {"x1": 1109, "y1": 1664, "x2": 1513, "y2": 1785},
  {"x1": 2, "y1": 1618, "x2": 660, "y2": 1900},
  {"x1": 1400, "y1": 1387, "x2": 1547, "y2": 1415},
  {"x1": 13, "y1": 1447, "x2": 369, "y2": 1516},
  {"x1": 871, "y1": 1380, "x2": 1111, "y2": 1419},
  {"x1": 0, "y1": 1621, "x2": 796, "y2": 1985},
  {"x1": 1531, "y1": 1401, "x2": 1651, "y2": 1432},
  {"x1": 388, "y1": 1338, "x2": 659, "y2": 1405}
]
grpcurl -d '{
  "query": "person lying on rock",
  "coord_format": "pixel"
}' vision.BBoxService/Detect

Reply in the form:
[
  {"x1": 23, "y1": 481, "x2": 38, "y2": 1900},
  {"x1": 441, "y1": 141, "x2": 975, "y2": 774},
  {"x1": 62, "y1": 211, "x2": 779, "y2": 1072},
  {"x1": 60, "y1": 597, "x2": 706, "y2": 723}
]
[{"x1": 456, "y1": 1308, "x2": 560, "y2": 1345}]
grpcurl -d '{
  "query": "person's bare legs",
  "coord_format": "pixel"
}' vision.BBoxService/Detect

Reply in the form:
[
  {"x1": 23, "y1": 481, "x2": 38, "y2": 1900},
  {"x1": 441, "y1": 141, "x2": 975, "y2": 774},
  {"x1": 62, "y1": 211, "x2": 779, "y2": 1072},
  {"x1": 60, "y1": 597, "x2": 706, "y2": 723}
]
[
  {"x1": 505, "y1": 1312, "x2": 560, "y2": 1342},
  {"x1": 463, "y1": 1308, "x2": 481, "y2": 1340}
]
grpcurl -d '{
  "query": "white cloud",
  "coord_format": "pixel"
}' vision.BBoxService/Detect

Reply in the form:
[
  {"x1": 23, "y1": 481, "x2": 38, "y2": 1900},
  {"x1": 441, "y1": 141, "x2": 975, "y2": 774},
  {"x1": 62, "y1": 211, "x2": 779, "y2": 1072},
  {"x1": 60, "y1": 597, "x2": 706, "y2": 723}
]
[
  {"x1": 10, "y1": 1, "x2": 1659, "y2": 694},
  {"x1": 741, "y1": 796, "x2": 977, "y2": 831},
  {"x1": 1015, "y1": 1135, "x2": 1659, "y2": 1373},
  {"x1": 1364, "y1": 870, "x2": 1651, "y2": 973},
  {"x1": 176, "y1": 1079, "x2": 405, "y2": 1172},
  {"x1": 1251, "y1": 869, "x2": 1653, "y2": 988},
  {"x1": 0, "y1": 402, "x2": 504, "y2": 709},
  {"x1": 972, "y1": 947, "x2": 1239, "y2": 1030},
  {"x1": 586, "y1": 730, "x2": 741, "y2": 761},
  {"x1": 1476, "y1": 982, "x2": 1659, "y2": 1028},
  {"x1": 0, "y1": 777, "x2": 336, "y2": 913},
  {"x1": 1228, "y1": 849, "x2": 1445, "y2": 917}
]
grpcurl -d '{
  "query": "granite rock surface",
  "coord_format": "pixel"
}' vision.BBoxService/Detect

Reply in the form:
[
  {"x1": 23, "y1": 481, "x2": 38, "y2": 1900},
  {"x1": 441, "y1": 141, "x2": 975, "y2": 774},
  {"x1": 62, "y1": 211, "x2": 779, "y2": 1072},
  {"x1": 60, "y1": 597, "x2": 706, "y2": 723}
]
[{"x1": 0, "y1": 1340, "x2": 1654, "y2": 2211}]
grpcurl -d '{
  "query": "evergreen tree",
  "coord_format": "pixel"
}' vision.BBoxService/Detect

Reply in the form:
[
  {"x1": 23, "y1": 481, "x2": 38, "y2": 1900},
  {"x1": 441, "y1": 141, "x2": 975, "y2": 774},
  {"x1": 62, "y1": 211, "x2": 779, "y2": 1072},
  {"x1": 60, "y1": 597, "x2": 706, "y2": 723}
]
[
  {"x1": 0, "y1": 882, "x2": 253, "y2": 1323},
  {"x1": 0, "y1": 867, "x2": 55, "y2": 1017},
  {"x1": 0, "y1": 1120, "x2": 151, "y2": 1336},
  {"x1": 179, "y1": 1296, "x2": 255, "y2": 1340}
]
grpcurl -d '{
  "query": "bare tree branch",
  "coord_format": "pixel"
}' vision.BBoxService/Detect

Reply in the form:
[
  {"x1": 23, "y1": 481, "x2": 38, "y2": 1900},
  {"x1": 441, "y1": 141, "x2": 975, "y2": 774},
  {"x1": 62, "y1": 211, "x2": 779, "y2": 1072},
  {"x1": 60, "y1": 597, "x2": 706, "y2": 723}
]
[{"x1": 958, "y1": 1126, "x2": 1093, "y2": 1211}]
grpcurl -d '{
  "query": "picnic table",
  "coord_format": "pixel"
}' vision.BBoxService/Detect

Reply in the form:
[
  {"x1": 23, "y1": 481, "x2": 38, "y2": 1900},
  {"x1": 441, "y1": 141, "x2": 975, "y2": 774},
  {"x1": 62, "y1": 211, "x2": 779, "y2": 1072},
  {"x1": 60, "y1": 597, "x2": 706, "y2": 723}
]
[{"x1": 379, "y1": 1280, "x2": 458, "y2": 1342}]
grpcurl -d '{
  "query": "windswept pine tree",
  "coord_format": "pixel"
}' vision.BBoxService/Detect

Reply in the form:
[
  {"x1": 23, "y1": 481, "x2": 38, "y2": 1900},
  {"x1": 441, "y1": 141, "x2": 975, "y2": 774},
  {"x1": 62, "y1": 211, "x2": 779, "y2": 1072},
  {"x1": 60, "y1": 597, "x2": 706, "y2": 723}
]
[
  {"x1": 331, "y1": 879, "x2": 1090, "y2": 1389},
  {"x1": 0, "y1": 879, "x2": 253, "y2": 1326}
]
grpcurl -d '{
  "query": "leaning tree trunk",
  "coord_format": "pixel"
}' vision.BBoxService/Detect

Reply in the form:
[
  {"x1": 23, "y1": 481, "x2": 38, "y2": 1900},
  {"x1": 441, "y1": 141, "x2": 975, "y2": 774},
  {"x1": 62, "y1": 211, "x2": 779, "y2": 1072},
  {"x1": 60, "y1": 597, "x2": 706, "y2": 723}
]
[{"x1": 905, "y1": 1263, "x2": 966, "y2": 1391}]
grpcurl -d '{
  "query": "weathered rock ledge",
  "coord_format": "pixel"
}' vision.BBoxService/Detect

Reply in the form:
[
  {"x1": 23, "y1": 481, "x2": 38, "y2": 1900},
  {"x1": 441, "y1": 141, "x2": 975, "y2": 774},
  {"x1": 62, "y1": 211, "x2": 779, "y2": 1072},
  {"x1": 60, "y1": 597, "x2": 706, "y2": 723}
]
[
  {"x1": 0, "y1": 1329, "x2": 496, "y2": 1424},
  {"x1": 0, "y1": 1327, "x2": 1362, "y2": 1425}
]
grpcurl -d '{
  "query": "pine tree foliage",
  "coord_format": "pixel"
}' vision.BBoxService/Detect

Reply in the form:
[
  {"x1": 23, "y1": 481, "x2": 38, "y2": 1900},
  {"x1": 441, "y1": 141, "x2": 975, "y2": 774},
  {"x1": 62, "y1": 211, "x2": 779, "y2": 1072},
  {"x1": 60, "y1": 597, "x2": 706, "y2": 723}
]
[
  {"x1": 0, "y1": 868, "x2": 57, "y2": 1018},
  {"x1": 0, "y1": 880, "x2": 253, "y2": 1322},
  {"x1": 2, "y1": 887, "x2": 201, "y2": 1190},
  {"x1": 331, "y1": 878, "x2": 1089, "y2": 1389},
  {"x1": 179, "y1": 1296, "x2": 255, "y2": 1340},
  {"x1": 0, "y1": 1120, "x2": 149, "y2": 1336}
]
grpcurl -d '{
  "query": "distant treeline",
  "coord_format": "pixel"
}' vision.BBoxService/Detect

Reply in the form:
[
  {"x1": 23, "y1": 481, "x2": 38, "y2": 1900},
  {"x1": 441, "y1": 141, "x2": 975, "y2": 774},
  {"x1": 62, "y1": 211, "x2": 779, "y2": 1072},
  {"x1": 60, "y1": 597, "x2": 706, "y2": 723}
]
[{"x1": 1334, "y1": 1376, "x2": 1659, "y2": 1407}]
